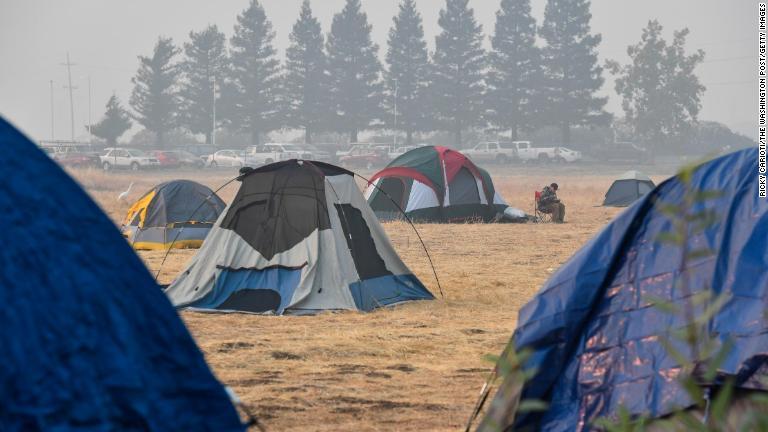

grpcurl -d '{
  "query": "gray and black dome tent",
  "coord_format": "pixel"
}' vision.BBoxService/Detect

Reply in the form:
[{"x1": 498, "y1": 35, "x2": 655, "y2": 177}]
[
  {"x1": 602, "y1": 170, "x2": 655, "y2": 207},
  {"x1": 165, "y1": 160, "x2": 434, "y2": 314}
]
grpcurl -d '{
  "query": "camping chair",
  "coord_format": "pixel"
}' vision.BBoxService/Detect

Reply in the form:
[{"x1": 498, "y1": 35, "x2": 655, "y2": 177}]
[{"x1": 534, "y1": 191, "x2": 553, "y2": 223}]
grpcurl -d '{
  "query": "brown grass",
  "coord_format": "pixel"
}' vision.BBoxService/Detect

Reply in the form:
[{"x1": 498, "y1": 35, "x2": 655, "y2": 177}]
[{"x1": 70, "y1": 164, "x2": 671, "y2": 431}]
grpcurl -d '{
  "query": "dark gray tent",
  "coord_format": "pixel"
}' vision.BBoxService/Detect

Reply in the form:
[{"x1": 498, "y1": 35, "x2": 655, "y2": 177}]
[{"x1": 602, "y1": 171, "x2": 655, "y2": 207}]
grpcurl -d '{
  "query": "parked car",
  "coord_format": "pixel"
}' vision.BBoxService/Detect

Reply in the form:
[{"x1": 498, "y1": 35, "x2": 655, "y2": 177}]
[
  {"x1": 46, "y1": 144, "x2": 96, "y2": 160},
  {"x1": 339, "y1": 146, "x2": 388, "y2": 169},
  {"x1": 245, "y1": 143, "x2": 319, "y2": 166},
  {"x1": 297, "y1": 144, "x2": 332, "y2": 162},
  {"x1": 167, "y1": 150, "x2": 205, "y2": 168},
  {"x1": 150, "y1": 150, "x2": 181, "y2": 168},
  {"x1": 463, "y1": 142, "x2": 519, "y2": 164},
  {"x1": 100, "y1": 148, "x2": 160, "y2": 171},
  {"x1": 504, "y1": 141, "x2": 583, "y2": 163},
  {"x1": 553, "y1": 147, "x2": 583, "y2": 163},
  {"x1": 512, "y1": 141, "x2": 554, "y2": 163},
  {"x1": 174, "y1": 144, "x2": 217, "y2": 158},
  {"x1": 387, "y1": 145, "x2": 418, "y2": 161},
  {"x1": 57, "y1": 152, "x2": 101, "y2": 168},
  {"x1": 335, "y1": 143, "x2": 372, "y2": 159},
  {"x1": 206, "y1": 149, "x2": 249, "y2": 167}
]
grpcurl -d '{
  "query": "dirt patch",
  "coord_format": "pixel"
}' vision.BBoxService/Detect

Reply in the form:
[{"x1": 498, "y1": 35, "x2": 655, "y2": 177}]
[
  {"x1": 235, "y1": 371, "x2": 283, "y2": 387},
  {"x1": 455, "y1": 367, "x2": 489, "y2": 374},
  {"x1": 216, "y1": 341, "x2": 255, "y2": 353},
  {"x1": 329, "y1": 396, "x2": 446, "y2": 412},
  {"x1": 252, "y1": 403, "x2": 306, "y2": 420},
  {"x1": 386, "y1": 364, "x2": 416, "y2": 373},
  {"x1": 271, "y1": 351, "x2": 304, "y2": 360},
  {"x1": 332, "y1": 406, "x2": 363, "y2": 415},
  {"x1": 365, "y1": 371, "x2": 393, "y2": 379},
  {"x1": 334, "y1": 363, "x2": 369, "y2": 373}
]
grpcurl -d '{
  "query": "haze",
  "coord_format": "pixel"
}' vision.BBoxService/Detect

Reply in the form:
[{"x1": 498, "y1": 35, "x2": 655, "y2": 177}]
[{"x1": 0, "y1": 0, "x2": 753, "y2": 141}]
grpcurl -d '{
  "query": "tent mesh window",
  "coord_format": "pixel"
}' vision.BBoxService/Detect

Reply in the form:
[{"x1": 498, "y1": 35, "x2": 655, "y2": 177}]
[
  {"x1": 334, "y1": 204, "x2": 392, "y2": 280},
  {"x1": 221, "y1": 165, "x2": 331, "y2": 259},
  {"x1": 449, "y1": 167, "x2": 481, "y2": 205},
  {"x1": 370, "y1": 177, "x2": 411, "y2": 213}
]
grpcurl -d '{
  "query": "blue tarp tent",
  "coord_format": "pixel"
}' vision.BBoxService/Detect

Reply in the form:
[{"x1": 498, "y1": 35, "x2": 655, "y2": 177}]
[
  {"x1": 0, "y1": 117, "x2": 244, "y2": 430},
  {"x1": 484, "y1": 148, "x2": 768, "y2": 431}
]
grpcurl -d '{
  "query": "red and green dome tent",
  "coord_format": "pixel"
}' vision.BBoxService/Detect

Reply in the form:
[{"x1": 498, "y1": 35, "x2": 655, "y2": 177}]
[{"x1": 364, "y1": 146, "x2": 509, "y2": 222}]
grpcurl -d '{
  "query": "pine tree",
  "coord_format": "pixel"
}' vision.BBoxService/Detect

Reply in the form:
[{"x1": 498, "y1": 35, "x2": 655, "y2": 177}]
[
  {"x1": 385, "y1": 0, "x2": 432, "y2": 145},
  {"x1": 432, "y1": 0, "x2": 486, "y2": 148},
  {"x1": 326, "y1": 0, "x2": 383, "y2": 143},
  {"x1": 283, "y1": 0, "x2": 328, "y2": 144},
  {"x1": 90, "y1": 95, "x2": 132, "y2": 145},
  {"x1": 540, "y1": 0, "x2": 610, "y2": 144},
  {"x1": 179, "y1": 25, "x2": 227, "y2": 145},
  {"x1": 226, "y1": 0, "x2": 281, "y2": 146},
  {"x1": 486, "y1": 0, "x2": 541, "y2": 141},
  {"x1": 607, "y1": 21, "x2": 705, "y2": 149},
  {"x1": 130, "y1": 37, "x2": 180, "y2": 147}
]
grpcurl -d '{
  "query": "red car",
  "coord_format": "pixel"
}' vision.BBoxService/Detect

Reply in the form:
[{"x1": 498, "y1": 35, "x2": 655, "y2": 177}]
[
  {"x1": 57, "y1": 152, "x2": 101, "y2": 168},
  {"x1": 150, "y1": 150, "x2": 181, "y2": 168},
  {"x1": 167, "y1": 150, "x2": 206, "y2": 168},
  {"x1": 339, "y1": 146, "x2": 388, "y2": 169}
]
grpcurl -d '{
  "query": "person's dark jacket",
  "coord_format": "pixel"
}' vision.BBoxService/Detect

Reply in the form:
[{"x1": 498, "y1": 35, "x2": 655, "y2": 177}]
[{"x1": 539, "y1": 186, "x2": 559, "y2": 207}]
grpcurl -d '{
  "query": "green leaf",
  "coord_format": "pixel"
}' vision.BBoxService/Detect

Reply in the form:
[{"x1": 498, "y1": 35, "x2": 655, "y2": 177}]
[
  {"x1": 644, "y1": 295, "x2": 679, "y2": 314},
  {"x1": 657, "y1": 202, "x2": 683, "y2": 216},
  {"x1": 710, "y1": 379, "x2": 734, "y2": 422},
  {"x1": 517, "y1": 399, "x2": 548, "y2": 413},
  {"x1": 672, "y1": 410, "x2": 707, "y2": 431},
  {"x1": 691, "y1": 189, "x2": 724, "y2": 201},
  {"x1": 659, "y1": 337, "x2": 693, "y2": 368},
  {"x1": 686, "y1": 248, "x2": 714, "y2": 260},
  {"x1": 657, "y1": 232, "x2": 683, "y2": 245},
  {"x1": 696, "y1": 293, "x2": 731, "y2": 325}
]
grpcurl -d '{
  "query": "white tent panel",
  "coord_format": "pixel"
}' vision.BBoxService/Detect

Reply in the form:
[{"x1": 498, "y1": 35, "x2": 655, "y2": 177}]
[
  {"x1": 405, "y1": 180, "x2": 439, "y2": 212},
  {"x1": 493, "y1": 191, "x2": 508, "y2": 206}
]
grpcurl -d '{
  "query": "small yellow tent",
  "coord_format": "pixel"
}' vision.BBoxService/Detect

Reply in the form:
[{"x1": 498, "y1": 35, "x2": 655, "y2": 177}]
[{"x1": 122, "y1": 180, "x2": 226, "y2": 250}]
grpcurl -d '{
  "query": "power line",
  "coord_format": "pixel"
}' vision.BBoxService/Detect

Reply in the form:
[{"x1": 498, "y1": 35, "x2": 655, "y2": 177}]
[{"x1": 77, "y1": 62, "x2": 134, "y2": 73}]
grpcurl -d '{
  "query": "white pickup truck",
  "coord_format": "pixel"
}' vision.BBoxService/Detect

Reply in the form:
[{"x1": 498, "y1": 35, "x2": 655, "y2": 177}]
[
  {"x1": 510, "y1": 141, "x2": 582, "y2": 163},
  {"x1": 462, "y1": 142, "x2": 519, "y2": 164},
  {"x1": 463, "y1": 141, "x2": 582, "y2": 164}
]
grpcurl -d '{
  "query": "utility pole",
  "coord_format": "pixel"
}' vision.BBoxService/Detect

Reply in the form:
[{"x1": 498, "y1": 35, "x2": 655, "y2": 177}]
[
  {"x1": 49, "y1": 80, "x2": 55, "y2": 141},
  {"x1": 60, "y1": 52, "x2": 77, "y2": 142},
  {"x1": 393, "y1": 78, "x2": 398, "y2": 150},
  {"x1": 87, "y1": 76, "x2": 92, "y2": 144},
  {"x1": 211, "y1": 74, "x2": 216, "y2": 147}
]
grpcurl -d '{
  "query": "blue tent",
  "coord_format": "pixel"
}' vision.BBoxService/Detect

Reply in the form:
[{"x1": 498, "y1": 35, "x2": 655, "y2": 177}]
[
  {"x1": 0, "y1": 117, "x2": 244, "y2": 430},
  {"x1": 485, "y1": 148, "x2": 768, "y2": 431}
]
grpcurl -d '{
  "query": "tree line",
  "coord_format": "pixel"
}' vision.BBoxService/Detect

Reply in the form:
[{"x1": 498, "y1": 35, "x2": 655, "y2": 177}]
[{"x1": 92, "y1": 0, "x2": 708, "y2": 151}]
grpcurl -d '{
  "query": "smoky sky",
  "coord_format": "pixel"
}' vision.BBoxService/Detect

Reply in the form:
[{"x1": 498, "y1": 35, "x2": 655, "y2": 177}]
[{"x1": 0, "y1": 0, "x2": 753, "y2": 142}]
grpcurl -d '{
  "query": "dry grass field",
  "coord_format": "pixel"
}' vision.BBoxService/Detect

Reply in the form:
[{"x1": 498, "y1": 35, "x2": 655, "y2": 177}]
[{"x1": 69, "y1": 163, "x2": 672, "y2": 431}]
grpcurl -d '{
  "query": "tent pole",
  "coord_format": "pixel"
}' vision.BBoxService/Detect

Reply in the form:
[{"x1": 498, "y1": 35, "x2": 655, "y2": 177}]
[{"x1": 355, "y1": 172, "x2": 444, "y2": 298}]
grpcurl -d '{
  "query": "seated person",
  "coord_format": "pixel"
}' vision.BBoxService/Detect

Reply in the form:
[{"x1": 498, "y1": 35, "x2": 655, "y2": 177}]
[{"x1": 538, "y1": 182, "x2": 566, "y2": 223}]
